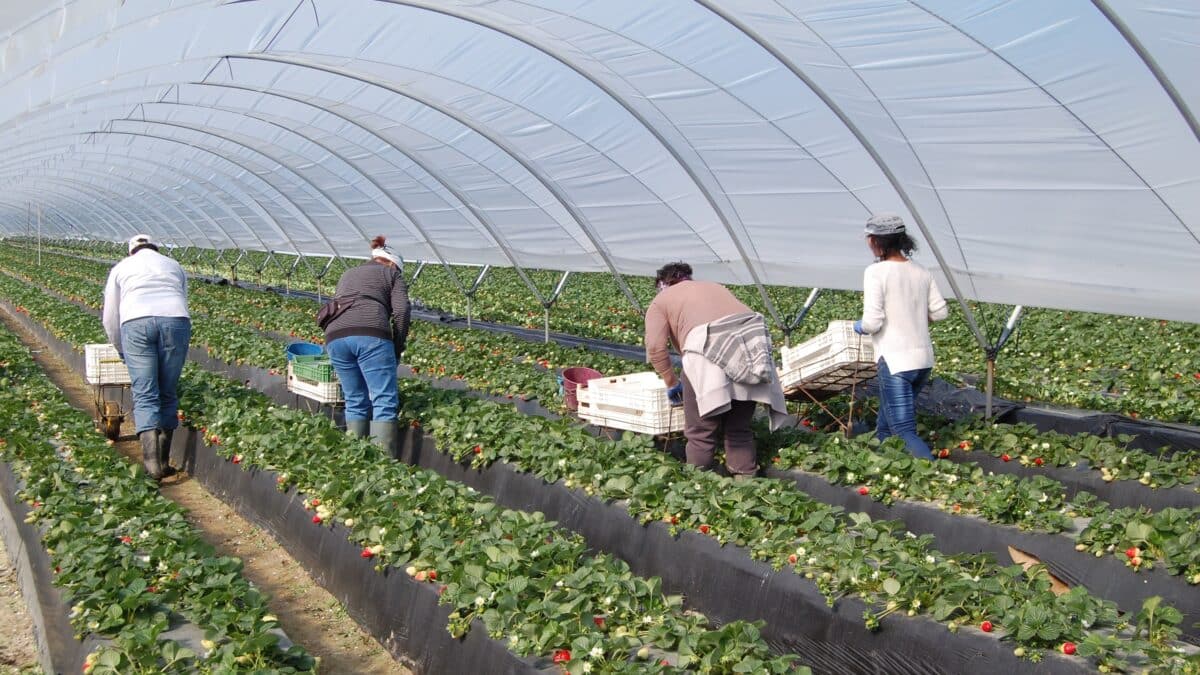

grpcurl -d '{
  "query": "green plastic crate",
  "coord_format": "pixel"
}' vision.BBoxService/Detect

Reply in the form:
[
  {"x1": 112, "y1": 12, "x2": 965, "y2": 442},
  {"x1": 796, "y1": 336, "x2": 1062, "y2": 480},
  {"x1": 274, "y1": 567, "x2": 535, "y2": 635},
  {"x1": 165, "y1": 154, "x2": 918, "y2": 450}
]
[{"x1": 292, "y1": 355, "x2": 336, "y2": 383}]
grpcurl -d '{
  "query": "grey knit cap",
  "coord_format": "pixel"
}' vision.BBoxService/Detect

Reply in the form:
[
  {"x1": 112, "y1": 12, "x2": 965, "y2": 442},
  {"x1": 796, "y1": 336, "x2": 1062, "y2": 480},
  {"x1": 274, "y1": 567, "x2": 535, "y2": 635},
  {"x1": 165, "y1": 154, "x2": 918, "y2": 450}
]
[{"x1": 865, "y1": 212, "x2": 906, "y2": 236}]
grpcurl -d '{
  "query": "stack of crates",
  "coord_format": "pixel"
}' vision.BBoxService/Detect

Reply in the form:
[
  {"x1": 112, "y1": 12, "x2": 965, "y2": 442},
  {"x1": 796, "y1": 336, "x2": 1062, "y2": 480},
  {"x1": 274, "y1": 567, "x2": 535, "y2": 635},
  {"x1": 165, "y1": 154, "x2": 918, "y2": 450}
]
[
  {"x1": 84, "y1": 344, "x2": 131, "y2": 385},
  {"x1": 576, "y1": 372, "x2": 685, "y2": 435},
  {"x1": 778, "y1": 321, "x2": 876, "y2": 395},
  {"x1": 287, "y1": 354, "x2": 343, "y2": 403}
]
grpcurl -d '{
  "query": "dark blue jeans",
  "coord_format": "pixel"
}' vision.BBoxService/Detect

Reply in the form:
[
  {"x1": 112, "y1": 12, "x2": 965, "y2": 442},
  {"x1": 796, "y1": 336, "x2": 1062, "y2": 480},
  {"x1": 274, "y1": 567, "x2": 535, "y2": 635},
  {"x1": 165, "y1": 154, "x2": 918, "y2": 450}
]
[
  {"x1": 327, "y1": 335, "x2": 399, "y2": 422},
  {"x1": 875, "y1": 357, "x2": 933, "y2": 460},
  {"x1": 121, "y1": 316, "x2": 191, "y2": 434}
]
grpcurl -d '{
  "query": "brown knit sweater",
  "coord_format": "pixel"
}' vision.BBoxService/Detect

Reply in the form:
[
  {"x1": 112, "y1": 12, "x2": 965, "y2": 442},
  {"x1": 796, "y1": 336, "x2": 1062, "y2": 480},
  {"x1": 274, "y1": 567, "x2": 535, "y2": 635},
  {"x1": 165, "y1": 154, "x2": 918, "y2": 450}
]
[{"x1": 644, "y1": 280, "x2": 752, "y2": 387}]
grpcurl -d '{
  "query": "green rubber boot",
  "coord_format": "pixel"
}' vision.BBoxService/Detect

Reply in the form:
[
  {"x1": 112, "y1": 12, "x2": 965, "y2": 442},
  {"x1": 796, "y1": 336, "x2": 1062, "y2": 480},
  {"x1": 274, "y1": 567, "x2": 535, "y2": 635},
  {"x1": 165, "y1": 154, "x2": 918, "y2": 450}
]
[
  {"x1": 158, "y1": 428, "x2": 177, "y2": 477},
  {"x1": 369, "y1": 420, "x2": 398, "y2": 454},
  {"x1": 346, "y1": 419, "x2": 370, "y2": 439},
  {"x1": 140, "y1": 430, "x2": 163, "y2": 480}
]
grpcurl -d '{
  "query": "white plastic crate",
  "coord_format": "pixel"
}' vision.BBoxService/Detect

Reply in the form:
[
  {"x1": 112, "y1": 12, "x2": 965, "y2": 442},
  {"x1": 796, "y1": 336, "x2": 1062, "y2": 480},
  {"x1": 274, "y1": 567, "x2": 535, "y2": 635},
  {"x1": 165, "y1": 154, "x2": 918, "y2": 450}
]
[
  {"x1": 576, "y1": 372, "x2": 685, "y2": 435},
  {"x1": 779, "y1": 321, "x2": 876, "y2": 395},
  {"x1": 287, "y1": 362, "x2": 343, "y2": 404},
  {"x1": 781, "y1": 320, "x2": 867, "y2": 371},
  {"x1": 84, "y1": 344, "x2": 130, "y2": 385}
]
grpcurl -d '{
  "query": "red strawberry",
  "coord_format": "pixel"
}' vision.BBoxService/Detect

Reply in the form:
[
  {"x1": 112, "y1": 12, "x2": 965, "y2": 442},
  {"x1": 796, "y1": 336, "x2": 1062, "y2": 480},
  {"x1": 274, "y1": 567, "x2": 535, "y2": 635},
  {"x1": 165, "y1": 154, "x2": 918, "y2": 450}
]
[
  {"x1": 938, "y1": 448, "x2": 950, "y2": 459},
  {"x1": 1061, "y1": 642, "x2": 1076, "y2": 655},
  {"x1": 231, "y1": 454, "x2": 240, "y2": 464},
  {"x1": 1125, "y1": 547, "x2": 1138, "y2": 559},
  {"x1": 552, "y1": 649, "x2": 571, "y2": 664},
  {"x1": 1000, "y1": 454, "x2": 1011, "y2": 462},
  {"x1": 958, "y1": 441, "x2": 970, "y2": 450},
  {"x1": 428, "y1": 570, "x2": 437, "y2": 581},
  {"x1": 1033, "y1": 457, "x2": 1044, "y2": 466},
  {"x1": 119, "y1": 536, "x2": 132, "y2": 544},
  {"x1": 312, "y1": 515, "x2": 322, "y2": 524},
  {"x1": 311, "y1": 499, "x2": 320, "y2": 507},
  {"x1": 698, "y1": 524, "x2": 710, "y2": 534},
  {"x1": 788, "y1": 554, "x2": 798, "y2": 564},
  {"x1": 593, "y1": 616, "x2": 605, "y2": 628},
  {"x1": 670, "y1": 515, "x2": 679, "y2": 525},
  {"x1": 980, "y1": 621, "x2": 993, "y2": 633},
  {"x1": 858, "y1": 486, "x2": 869, "y2": 496},
  {"x1": 472, "y1": 445, "x2": 482, "y2": 454},
  {"x1": 361, "y1": 548, "x2": 374, "y2": 558}
]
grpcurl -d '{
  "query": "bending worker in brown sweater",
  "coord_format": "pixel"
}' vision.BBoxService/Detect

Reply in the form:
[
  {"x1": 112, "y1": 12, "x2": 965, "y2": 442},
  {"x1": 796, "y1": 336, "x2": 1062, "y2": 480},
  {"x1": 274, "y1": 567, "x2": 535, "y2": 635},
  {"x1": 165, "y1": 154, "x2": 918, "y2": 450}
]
[{"x1": 644, "y1": 262, "x2": 788, "y2": 478}]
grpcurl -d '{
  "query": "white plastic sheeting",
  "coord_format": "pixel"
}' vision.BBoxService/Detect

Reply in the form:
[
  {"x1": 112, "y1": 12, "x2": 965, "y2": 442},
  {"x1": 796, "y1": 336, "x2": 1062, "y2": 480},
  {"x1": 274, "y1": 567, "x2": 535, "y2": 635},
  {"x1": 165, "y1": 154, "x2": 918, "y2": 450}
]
[{"x1": 0, "y1": 0, "x2": 1196, "y2": 322}]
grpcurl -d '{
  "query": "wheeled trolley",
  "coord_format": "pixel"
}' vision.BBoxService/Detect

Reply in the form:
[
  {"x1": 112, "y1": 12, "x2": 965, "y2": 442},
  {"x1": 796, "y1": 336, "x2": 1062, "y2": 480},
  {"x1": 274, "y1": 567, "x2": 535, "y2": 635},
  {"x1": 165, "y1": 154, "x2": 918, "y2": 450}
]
[{"x1": 84, "y1": 344, "x2": 132, "y2": 440}]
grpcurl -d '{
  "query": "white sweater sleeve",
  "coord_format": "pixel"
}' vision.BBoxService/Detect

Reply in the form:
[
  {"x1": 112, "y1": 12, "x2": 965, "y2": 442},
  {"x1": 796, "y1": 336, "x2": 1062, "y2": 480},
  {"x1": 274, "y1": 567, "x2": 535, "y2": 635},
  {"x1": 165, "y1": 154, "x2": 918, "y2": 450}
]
[
  {"x1": 927, "y1": 278, "x2": 949, "y2": 322},
  {"x1": 102, "y1": 267, "x2": 122, "y2": 348},
  {"x1": 859, "y1": 266, "x2": 886, "y2": 334}
]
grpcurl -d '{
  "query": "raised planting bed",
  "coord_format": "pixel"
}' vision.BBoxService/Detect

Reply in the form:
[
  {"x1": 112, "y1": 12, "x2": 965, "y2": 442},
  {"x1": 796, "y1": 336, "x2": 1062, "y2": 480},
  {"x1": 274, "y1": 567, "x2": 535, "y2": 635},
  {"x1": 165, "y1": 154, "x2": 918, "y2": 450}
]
[{"x1": 0, "y1": 324, "x2": 313, "y2": 674}]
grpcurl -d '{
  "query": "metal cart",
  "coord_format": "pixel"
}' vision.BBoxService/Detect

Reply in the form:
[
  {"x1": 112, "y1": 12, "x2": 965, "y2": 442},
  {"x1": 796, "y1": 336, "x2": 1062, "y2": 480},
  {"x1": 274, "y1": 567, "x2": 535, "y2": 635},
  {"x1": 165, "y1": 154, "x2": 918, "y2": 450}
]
[{"x1": 84, "y1": 344, "x2": 131, "y2": 440}]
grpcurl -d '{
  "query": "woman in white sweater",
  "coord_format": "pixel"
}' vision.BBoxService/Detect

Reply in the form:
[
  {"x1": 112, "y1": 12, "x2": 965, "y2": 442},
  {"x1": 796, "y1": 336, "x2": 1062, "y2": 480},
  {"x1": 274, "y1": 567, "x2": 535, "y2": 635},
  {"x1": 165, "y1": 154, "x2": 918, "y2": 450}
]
[{"x1": 853, "y1": 214, "x2": 948, "y2": 459}]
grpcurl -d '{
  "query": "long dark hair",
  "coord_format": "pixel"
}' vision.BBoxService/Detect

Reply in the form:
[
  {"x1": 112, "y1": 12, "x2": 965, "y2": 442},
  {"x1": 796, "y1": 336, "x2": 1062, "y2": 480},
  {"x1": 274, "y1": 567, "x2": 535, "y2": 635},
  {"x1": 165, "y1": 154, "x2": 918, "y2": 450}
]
[{"x1": 869, "y1": 232, "x2": 918, "y2": 259}]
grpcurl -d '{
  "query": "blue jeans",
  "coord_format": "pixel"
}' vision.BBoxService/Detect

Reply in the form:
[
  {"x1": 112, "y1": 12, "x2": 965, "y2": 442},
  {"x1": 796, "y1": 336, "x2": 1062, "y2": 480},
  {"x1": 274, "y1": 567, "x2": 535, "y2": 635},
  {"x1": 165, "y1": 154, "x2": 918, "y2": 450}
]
[
  {"x1": 327, "y1": 335, "x2": 399, "y2": 422},
  {"x1": 875, "y1": 357, "x2": 933, "y2": 460},
  {"x1": 121, "y1": 316, "x2": 191, "y2": 435}
]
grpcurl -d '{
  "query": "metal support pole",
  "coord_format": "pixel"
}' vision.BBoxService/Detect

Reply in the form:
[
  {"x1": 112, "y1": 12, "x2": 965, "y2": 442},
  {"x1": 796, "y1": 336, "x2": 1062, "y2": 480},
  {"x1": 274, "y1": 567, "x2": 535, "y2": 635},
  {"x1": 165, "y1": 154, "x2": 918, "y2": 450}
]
[
  {"x1": 36, "y1": 205, "x2": 42, "y2": 267},
  {"x1": 985, "y1": 358, "x2": 996, "y2": 420}
]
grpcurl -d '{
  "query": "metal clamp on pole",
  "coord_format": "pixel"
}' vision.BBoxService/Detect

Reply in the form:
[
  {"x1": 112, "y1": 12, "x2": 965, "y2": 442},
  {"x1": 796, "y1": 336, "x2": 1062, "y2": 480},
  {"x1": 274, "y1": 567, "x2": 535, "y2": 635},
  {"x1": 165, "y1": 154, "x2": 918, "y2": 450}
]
[
  {"x1": 229, "y1": 249, "x2": 247, "y2": 284},
  {"x1": 312, "y1": 255, "x2": 338, "y2": 302},
  {"x1": 254, "y1": 250, "x2": 276, "y2": 284},
  {"x1": 984, "y1": 305, "x2": 1025, "y2": 419},
  {"x1": 463, "y1": 265, "x2": 491, "y2": 329},
  {"x1": 782, "y1": 288, "x2": 823, "y2": 346},
  {"x1": 408, "y1": 260, "x2": 427, "y2": 286},
  {"x1": 540, "y1": 270, "x2": 572, "y2": 343}
]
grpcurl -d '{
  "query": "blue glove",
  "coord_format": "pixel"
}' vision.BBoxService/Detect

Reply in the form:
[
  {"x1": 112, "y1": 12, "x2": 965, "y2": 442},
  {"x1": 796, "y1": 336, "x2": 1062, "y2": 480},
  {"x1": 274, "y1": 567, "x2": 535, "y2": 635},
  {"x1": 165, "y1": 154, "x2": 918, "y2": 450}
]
[
  {"x1": 853, "y1": 320, "x2": 867, "y2": 336},
  {"x1": 667, "y1": 382, "x2": 684, "y2": 406}
]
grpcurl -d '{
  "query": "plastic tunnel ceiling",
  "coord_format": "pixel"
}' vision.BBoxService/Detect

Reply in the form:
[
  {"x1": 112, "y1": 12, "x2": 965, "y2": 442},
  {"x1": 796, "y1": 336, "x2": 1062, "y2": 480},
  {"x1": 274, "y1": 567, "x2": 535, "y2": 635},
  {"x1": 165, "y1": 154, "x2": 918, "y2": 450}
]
[{"x1": 0, "y1": 1, "x2": 1196, "y2": 323}]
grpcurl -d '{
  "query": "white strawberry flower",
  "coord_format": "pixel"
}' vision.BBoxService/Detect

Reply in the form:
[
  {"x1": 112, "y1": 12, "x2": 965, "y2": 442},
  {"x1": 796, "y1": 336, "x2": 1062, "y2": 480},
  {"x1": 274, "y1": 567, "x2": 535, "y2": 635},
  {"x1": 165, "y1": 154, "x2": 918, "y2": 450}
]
[
  {"x1": 642, "y1": 615, "x2": 654, "y2": 625},
  {"x1": 474, "y1": 596, "x2": 485, "y2": 607},
  {"x1": 590, "y1": 646, "x2": 603, "y2": 658},
  {"x1": 925, "y1": 555, "x2": 935, "y2": 564},
  {"x1": 556, "y1": 580, "x2": 564, "y2": 588},
  {"x1": 583, "y1": 663, "x2": 593, "y2": 673}
]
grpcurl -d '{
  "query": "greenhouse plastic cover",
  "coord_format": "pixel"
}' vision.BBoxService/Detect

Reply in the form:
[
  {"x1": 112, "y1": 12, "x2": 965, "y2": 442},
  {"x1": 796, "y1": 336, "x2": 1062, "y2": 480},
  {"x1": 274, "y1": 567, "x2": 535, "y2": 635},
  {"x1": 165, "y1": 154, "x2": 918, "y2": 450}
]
[{"x1": 0, "y1": 0, "x2": 1196, "y2": 323}]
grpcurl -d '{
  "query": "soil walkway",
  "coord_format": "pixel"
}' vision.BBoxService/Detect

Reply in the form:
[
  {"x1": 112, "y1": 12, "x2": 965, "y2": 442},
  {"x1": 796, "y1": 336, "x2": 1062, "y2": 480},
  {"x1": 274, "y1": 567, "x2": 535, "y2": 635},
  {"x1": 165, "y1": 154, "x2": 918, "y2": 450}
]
[{"x1": 0, "y1": 306, "x2": 409, "y2": 675}]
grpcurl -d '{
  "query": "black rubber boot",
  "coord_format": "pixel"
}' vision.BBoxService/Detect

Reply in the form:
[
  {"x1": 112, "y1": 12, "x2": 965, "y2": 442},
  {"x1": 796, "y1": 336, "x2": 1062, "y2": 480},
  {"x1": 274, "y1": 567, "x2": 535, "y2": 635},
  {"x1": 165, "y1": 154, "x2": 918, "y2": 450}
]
[
  {"x1": 369, "y1": 420, "x2": 398, "y2": 454},
  {"x1": 140, "y1": 430, "x2": 163, "y2": 480},
  {"x1": 158, "y1": 428, "x2": 177, "y2": 477}
]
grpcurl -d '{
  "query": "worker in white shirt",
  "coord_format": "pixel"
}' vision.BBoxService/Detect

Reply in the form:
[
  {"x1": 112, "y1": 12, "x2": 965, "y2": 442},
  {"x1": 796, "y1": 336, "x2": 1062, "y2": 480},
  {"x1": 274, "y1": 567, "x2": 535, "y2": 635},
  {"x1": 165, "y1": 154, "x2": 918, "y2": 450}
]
[
  {"x1": 853, "y1": 214, "x2": 948, "y2": 459},
  {"x1": 102, "y1": 235, "x2": 191, "y2": 480}
]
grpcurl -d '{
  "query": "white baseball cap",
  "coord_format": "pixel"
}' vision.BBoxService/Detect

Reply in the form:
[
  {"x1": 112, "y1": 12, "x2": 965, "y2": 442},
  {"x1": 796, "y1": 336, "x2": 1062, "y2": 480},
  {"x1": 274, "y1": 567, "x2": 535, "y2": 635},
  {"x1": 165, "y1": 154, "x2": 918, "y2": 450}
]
[{"x1": 127, "y1": 234, "x2": 161, "y2": 254}]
